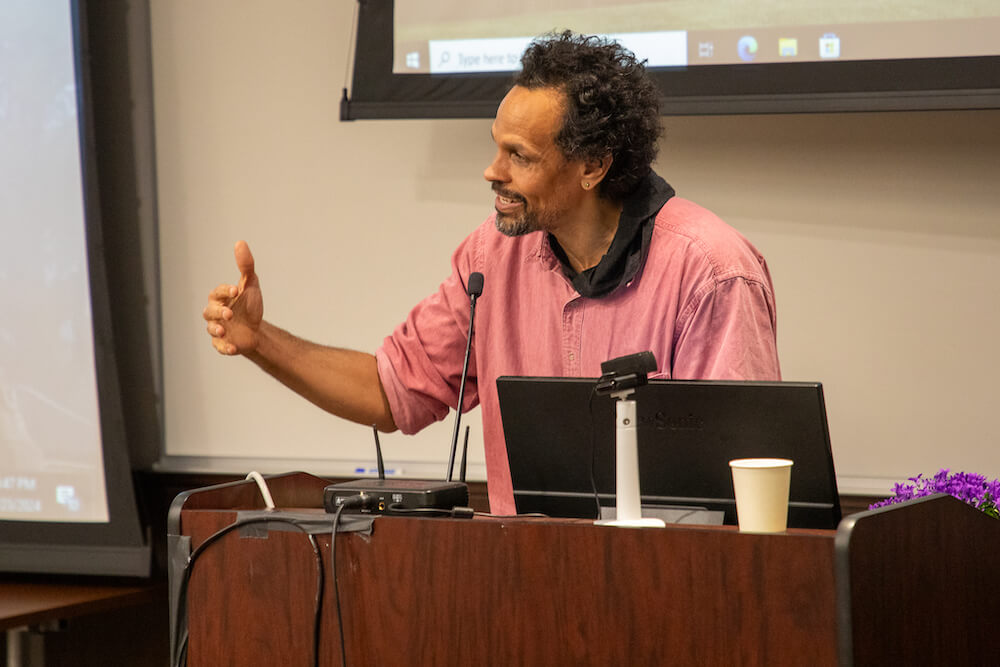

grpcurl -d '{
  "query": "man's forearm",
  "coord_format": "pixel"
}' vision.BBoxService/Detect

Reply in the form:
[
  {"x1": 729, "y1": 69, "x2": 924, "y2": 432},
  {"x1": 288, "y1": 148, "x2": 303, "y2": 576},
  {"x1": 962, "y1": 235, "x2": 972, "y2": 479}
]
[{"x1": 245, "y1": 321, "x2": 397, "y2": 431}]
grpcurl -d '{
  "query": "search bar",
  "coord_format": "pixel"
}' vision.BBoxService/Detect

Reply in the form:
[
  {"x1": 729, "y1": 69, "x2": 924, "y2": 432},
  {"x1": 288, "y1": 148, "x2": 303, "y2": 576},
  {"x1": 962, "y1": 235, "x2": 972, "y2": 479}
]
[
  {"x1": 428, "y1": 31, "x2": 688, "y2": 74},
  {"x1": 429, "y1": 37, "x2": 534, "y2": 73}
]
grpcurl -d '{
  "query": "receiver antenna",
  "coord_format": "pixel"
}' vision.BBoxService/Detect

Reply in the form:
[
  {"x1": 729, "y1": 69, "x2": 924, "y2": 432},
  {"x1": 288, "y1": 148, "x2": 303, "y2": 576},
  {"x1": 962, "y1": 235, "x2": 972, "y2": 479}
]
[{"x1": 372, "y1": 424, "x2": 385, "y2": 480}]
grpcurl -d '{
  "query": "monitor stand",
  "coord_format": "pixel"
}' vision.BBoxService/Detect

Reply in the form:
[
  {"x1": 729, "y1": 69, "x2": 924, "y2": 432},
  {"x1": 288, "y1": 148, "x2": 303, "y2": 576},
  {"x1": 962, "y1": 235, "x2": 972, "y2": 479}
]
[{"x1": 594, "y1": 391, "x2": 665, "y2": 529}]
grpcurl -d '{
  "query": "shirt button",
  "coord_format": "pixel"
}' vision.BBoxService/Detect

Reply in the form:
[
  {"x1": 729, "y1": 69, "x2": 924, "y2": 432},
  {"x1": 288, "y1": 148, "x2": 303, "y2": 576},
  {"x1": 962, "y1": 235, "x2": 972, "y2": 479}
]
[{"x1": 568, "y1": 353, "x2": 575, "y2": 362}]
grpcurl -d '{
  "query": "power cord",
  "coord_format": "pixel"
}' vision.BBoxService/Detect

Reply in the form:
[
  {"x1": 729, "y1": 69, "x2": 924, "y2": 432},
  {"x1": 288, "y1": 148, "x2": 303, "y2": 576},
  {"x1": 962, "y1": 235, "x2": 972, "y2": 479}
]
[
  {"x1": 384, "y1": 504, "x2": 476, "y2": 518},
  {"x1": 245, "y1": 470, "x2": 276, "y2": 509},
  {"x1": 172, "y1": 492, "x2": 550, "y2": 667},
  {"x1": 173, "y1": 493, "x2": 376, "y2": 667},
  {"x1": 172, "y1": 514, "x2": 324, "y2": 667},
  {"x1": 329, "y1": 494, "x2": 377, "y2": 667}
]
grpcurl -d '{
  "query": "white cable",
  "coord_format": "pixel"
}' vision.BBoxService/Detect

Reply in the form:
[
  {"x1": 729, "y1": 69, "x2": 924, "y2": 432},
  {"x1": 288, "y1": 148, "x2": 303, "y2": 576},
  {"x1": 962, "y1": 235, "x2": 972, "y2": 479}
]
[{"x1": 245, "y1": 471, "x2": 276, "y2": 510}]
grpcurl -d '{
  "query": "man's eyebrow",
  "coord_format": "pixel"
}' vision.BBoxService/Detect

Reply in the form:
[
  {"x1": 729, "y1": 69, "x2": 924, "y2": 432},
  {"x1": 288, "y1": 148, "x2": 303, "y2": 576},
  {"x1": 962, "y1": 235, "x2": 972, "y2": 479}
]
[
  {"x1": 497, "y1": 136, "x2": 533, "y2": 156},
  {"x1": 490, "y1": 126, "x2": 536, "y2": 156}
]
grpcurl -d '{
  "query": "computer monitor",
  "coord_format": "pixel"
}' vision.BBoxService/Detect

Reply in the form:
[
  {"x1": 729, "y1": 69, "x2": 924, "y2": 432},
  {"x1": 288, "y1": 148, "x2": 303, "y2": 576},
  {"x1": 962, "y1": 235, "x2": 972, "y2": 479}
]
[{"x1": 497, "y1": 377, "x2": 842, "y2": 529}]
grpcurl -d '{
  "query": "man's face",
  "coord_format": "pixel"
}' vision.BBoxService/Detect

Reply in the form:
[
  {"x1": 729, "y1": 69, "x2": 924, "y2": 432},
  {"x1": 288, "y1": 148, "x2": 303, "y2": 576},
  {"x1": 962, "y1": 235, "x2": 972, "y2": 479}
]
[{"x1": 484, "y1": 86, "x2": 587, "y2": 237}]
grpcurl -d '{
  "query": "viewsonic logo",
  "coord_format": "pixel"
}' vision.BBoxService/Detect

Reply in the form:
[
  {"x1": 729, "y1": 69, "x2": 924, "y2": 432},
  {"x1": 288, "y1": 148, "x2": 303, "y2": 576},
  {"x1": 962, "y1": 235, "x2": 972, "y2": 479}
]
[{"x1": 640, "y1": 412, "x2": 705, "y2": 430}]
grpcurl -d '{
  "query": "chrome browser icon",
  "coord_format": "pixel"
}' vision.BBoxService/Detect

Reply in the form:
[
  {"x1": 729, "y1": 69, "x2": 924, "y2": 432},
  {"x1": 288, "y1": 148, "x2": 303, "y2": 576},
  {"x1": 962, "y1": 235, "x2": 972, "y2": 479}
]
[{"x1": 737, "y1": 36, "x2": 759, "y2": 62}]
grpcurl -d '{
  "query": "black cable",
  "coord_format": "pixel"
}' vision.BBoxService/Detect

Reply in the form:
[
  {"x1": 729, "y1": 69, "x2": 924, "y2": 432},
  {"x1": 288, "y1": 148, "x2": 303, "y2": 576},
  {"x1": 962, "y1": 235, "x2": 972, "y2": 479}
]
[
  {"x1": 326, "y1": 493, "x2": 375, "y2": 667},
  {"x1": 173, "y1": 517, "x2": 323, "y2": 667},
  {"x1": 588, "y1": 386, "x2": 602, "y2": 519},
  {"x1": 311, "y1": 531, "x2": 325, "y2": 667},
  {"x1": 172, "y1": 514, "x2": 324, "y2": 667},
  {"x1": 385, "y1": 504, "x2": 548, "y2": 520},
  {"x1": 385, "y1": 503, "x2": 459, "y2": 518},
  {"x1": 330, "y1": 502, "x2": 349, "y2": 667}
]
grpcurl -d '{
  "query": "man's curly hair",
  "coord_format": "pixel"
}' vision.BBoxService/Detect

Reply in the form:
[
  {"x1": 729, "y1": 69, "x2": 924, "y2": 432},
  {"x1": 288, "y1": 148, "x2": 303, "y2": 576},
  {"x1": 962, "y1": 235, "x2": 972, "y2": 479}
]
[{"x1": 514, "y1": 31, "x2": 662, "y2": 201}]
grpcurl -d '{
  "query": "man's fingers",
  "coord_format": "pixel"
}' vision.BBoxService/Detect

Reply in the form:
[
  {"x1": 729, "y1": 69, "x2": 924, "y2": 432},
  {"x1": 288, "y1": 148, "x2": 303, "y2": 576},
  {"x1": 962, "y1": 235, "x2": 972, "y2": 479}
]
[
  {"x1": 234, "y1": 240, "x2": 255, "y2": 283},
  {"x1": 207, "y1": 320, "x2": 238, "y2": 355},
  {"x1": 204, "y1": 242, "x2": 258, "y2": 357},
  {"x1": 203, "y1": 302, "x2": 233, "y2": 322},
  {"x1": 210, "y1": 336, "x2": 237, "y2": 356},
  {"x1": 209, "y1": 284, "x2": 239, "y2": 302}
]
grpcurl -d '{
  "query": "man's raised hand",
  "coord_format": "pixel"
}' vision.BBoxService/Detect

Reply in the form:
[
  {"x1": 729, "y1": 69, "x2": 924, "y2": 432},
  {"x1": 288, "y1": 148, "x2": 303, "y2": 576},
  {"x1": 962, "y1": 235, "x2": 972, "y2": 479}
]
[{"x1": 203, "y1": 240, "x2": 264, "y2": 355}]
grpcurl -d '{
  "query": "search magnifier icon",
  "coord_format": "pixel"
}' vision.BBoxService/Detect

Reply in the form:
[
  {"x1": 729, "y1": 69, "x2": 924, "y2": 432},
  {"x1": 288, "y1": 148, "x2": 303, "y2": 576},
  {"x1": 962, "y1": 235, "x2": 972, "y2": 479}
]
[{"x1": 438, "y1": 51, "x2": 450, "y2": 69}]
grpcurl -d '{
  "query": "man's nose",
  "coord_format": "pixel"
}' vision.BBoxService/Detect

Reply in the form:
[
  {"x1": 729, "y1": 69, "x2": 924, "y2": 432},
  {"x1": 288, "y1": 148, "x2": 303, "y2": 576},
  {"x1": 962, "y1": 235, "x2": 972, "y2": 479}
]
[{"x1": 484, "y1": 152, "x2": 507, "y2": 183}]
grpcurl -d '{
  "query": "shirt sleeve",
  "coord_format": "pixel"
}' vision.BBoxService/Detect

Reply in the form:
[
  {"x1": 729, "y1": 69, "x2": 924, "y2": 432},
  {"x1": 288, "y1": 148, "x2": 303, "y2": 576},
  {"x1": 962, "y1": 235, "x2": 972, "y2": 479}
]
[
  {"x1": 375, "y1": 234, "x2": 482, "y2": 435},
  {"x1": 671, "y1": 274, "x2": 781, "y2": 381}
]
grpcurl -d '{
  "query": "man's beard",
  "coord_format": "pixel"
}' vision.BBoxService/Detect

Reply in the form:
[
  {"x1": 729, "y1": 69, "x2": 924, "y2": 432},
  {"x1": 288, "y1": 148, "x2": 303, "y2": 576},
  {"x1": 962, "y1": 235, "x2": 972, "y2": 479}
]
[
  {"x1": 492, "y1": 184, "x2": 539, "y2": 237},
  {"x1": 495, "y1": 208, "x2": 538, "y2": 237}
]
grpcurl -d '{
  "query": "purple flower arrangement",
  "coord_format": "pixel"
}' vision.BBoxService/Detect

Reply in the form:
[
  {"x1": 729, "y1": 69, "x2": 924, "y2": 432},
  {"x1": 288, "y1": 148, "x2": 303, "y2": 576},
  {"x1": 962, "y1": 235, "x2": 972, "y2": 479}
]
[{"x1": 869, "y1": 468, "x2": 1000, "y2": 519}]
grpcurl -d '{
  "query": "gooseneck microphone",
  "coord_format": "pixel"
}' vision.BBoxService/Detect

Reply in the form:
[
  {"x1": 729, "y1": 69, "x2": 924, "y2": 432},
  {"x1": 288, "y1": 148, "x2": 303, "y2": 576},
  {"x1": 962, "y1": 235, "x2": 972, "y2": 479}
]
[
  {"x1": 323, "y1": 273, "x2": 482, "y2": 515},
  {"x1": 447, "y1": 272, "x2": 484, "y2": 481}
]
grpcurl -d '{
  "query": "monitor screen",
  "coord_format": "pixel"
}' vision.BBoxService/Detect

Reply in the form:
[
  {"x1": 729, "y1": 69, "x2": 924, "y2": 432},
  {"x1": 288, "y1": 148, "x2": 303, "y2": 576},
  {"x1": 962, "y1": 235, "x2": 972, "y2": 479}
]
[
  {"x1": 394, "y1": 1, "x2": 997, "y2": 73},
  {"x1": 0, "y1": 0, "x2": 150, "y2": 576},
  {"x1": 498, "y1": 377, "x2": 842, "y2": 529},
  {"x1": 1, "y1": 0, "x2": 108, "y2": 525},
  {"x1": 344, "y1": 0, "x2": 1000, "y2": 118}
]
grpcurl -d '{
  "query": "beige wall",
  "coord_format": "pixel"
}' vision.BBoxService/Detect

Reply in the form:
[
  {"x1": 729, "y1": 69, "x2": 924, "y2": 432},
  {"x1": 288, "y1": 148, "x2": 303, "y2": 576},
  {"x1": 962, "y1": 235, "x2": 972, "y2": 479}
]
[{"x1": 151, "y1": 0, "x2": 1000, "y2": 493}]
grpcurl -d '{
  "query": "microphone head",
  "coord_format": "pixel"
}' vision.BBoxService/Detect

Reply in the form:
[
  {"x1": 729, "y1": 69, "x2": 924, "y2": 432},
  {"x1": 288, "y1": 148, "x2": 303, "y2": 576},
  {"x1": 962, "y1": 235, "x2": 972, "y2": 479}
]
[{"x1": 467, "y1": 272, "x2": 484, "y2": 297}]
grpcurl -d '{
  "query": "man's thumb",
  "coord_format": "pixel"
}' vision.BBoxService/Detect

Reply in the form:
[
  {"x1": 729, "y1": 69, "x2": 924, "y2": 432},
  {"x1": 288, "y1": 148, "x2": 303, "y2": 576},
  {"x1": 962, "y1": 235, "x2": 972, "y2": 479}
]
[{"x1": 234, "y1": 240, "x2": 256, "y2": 283}]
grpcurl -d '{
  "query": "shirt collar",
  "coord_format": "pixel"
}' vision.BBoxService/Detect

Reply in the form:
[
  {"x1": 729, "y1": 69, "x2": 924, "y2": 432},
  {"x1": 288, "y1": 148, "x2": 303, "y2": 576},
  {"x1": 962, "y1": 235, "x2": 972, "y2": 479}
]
[{"x1": 548, "y1": 170, "x2": 675, "y2": 298}]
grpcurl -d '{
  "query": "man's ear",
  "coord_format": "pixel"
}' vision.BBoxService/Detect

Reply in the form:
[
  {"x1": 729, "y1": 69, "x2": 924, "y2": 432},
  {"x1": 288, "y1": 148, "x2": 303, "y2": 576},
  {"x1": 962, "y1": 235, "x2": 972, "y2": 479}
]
[{"x1": 580, "y1": 154, "x2": 613, "y2": 190}]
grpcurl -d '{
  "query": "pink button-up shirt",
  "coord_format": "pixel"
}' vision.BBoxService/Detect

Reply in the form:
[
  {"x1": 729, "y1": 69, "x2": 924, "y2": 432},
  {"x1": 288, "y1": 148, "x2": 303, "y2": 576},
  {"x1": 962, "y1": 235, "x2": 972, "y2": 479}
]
[{"x1": 376, "y1": 196, "x2": 780, "y2": 515}]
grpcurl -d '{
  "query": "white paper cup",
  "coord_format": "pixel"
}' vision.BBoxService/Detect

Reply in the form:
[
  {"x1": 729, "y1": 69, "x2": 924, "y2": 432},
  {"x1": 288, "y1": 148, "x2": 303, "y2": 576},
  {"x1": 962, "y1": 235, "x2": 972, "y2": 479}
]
[{"x1": 729, "y1": 458, "x2": 794, "y2": 533}]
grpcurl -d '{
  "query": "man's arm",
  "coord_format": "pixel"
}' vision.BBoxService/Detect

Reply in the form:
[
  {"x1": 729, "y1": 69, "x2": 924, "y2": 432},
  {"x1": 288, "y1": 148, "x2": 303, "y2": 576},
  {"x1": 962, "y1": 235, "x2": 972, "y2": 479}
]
[
  {"x1": 671, "y1": 275, "x2": 781, "y2": 381},
  {"x1": 202, "y1": 241, "x2": 397, "y2": 432},
  {"x1": 247, "y1": 322, "x2": 396, "y2": 431}
]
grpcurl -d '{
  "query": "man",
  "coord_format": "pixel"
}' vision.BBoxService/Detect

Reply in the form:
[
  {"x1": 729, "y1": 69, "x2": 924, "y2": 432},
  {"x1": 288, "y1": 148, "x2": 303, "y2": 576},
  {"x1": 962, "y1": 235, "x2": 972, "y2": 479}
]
[{"x1": 203, "y1": 32, "x2": 780, "y2": 515}]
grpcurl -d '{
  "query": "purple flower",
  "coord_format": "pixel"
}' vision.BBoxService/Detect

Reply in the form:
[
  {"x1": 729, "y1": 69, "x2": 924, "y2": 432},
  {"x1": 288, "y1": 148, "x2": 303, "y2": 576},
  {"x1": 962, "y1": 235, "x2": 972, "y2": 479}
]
[{"x1": 869, "y1": 469, "x2": 1000, "y2": 518}]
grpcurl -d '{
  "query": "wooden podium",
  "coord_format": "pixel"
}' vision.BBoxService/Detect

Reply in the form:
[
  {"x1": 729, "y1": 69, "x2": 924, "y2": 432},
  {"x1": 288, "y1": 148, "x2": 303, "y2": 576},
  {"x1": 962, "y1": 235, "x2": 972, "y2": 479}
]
[{"x1": 168, "y1": 472, "x2": 999, "y2": 666}]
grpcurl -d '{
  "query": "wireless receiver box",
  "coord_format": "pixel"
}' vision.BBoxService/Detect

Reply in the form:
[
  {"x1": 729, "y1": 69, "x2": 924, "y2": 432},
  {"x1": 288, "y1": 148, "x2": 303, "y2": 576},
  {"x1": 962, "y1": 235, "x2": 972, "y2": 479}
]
[{"x1": 323, "y1": 479, "x2": 469, "y2": 513}]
